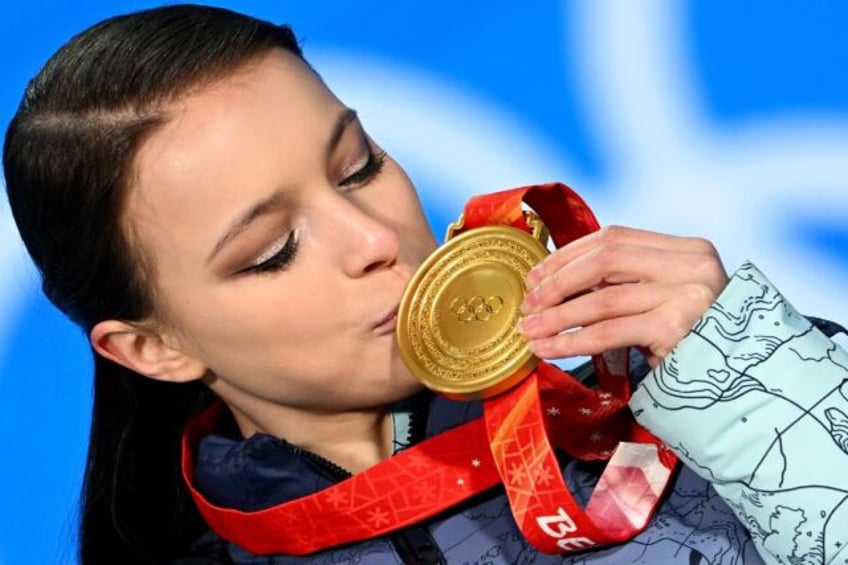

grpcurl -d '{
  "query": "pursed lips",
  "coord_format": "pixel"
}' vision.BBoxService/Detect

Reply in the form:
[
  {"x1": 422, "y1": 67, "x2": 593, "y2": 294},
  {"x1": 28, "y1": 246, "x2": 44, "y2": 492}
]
[
  {"x1": 368, "y1": 263, "x2": 423, "y2": 333},
  {"x1": 371, "y1": 304, "x2": 399, "y2": 333}
]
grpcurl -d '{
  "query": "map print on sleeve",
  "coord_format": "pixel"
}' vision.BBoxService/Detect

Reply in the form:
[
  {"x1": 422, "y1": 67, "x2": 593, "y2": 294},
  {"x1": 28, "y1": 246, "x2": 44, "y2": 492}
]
[{"x1": 630, "y1": 262, "x2": 848, "y2": 564}]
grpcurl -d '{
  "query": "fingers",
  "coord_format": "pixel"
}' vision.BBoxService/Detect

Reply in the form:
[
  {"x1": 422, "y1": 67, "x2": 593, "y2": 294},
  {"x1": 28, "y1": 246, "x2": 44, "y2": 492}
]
[
  {"x1": 522, "y1": 226, "x2": 727, "y2": 316},
  {"x1": 526, "y1": 225, "x2": 718, "y2": 288},
  {"x1": 517, "y1": 224, "x2": 729, "y2": 364},
  {"x1": 523, "y1": 289, "x2": 708, "y2": 362},
  {"x1": 525, "y1": 312, "x2": 659, "y2": 359},
  {"x1": 519, "y1": 282, "x2": 667, "y2": 340}
]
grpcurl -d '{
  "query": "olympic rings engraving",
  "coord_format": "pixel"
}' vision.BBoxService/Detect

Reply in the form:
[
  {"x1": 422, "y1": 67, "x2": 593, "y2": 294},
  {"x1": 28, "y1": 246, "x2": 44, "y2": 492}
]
[{"x1": 449, "y1": 296, "x2": 505, "y2": 322}]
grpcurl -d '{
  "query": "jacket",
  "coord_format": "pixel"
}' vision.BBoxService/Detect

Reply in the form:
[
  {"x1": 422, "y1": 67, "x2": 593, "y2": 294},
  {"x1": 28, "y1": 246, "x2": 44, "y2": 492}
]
[{"x1": 178, "y1": 262, "x2": 848, "y2": 564}]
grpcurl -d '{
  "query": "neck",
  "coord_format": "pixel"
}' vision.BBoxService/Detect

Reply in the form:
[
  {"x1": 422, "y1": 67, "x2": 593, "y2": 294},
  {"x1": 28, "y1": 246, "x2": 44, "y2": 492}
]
[{"x1": 228, "y1": 400, "x2": 395, "y2": 474}]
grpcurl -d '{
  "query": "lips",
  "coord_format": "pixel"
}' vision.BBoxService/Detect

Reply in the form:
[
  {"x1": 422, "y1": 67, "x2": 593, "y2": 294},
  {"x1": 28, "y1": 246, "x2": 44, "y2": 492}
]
[
  {"x1": 371, "y1": 270, "x2": 416, "y2": 333},
  {"x1": 372, "y1": 304, "x2": 399, "y2": 333}
]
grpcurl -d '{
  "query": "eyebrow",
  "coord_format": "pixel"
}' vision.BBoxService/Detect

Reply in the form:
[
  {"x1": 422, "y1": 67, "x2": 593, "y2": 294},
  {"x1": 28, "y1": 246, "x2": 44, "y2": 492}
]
[{"x1": 206, "y1": 107, "x2": 359, "y2": 264}]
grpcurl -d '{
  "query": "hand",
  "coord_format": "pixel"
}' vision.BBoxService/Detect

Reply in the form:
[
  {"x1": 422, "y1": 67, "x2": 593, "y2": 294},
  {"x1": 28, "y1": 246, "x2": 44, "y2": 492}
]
[{"x1": 518, "y1": 225, "x2": 728, "y2": 367}]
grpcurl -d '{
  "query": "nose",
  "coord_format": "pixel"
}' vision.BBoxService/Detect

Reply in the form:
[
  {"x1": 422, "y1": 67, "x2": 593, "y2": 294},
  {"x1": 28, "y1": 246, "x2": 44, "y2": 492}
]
[{"x1": 327, "y1": 195, "x2": 400, "y2": 277}]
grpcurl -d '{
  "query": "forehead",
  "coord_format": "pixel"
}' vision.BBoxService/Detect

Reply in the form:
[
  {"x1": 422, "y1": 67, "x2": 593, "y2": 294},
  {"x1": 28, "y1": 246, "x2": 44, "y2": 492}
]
[
  {"x1": 125, "y1": 49, "x2": 341, "y2": 261},
  {"x1": 134, "y1": 48, "x2": 338, "y2": 186}
]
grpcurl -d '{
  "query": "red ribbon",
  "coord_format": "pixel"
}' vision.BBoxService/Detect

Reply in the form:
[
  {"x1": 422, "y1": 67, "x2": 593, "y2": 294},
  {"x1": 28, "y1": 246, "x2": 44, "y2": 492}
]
[{"x1": 181, "y1": 182, "x2": 678, "y2": 555}]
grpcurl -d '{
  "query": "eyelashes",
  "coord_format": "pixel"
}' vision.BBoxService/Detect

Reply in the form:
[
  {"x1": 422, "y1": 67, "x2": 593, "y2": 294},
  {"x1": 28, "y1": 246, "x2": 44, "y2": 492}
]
[
  {"x1": 236, "y1": 231, "x2": 298, "y2": 275},
  {"x1": 241, "y1": 145, "x2": 387, "y2": 276},
  {"x1": 340, "y1": 147, "x2": 386, "y2": 188},
  {"x1": 242, "y1": 231, "x2": 299, "y2": 275}
]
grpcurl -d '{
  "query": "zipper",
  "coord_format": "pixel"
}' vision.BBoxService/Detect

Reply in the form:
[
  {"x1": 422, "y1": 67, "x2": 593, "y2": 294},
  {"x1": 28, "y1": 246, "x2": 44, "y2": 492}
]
[{"x1": 293, "y1": 446, "x2": 353, "y2": 482}]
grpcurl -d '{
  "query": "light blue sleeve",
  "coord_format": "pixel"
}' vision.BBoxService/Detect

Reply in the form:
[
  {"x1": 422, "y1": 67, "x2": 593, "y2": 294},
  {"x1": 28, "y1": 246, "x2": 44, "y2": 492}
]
[{"x1": 629, "y1": 261, "x2": 848, "y2": 564}]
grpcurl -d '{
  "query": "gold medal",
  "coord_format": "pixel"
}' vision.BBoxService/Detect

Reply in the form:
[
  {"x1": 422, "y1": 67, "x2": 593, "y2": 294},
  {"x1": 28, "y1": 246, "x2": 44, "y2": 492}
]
[{"x1": 397, "y1": 212, "x2": 550, "y2": 399}]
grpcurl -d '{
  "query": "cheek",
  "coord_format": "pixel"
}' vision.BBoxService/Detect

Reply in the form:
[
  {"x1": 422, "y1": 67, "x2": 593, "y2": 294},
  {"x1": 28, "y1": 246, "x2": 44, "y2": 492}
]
[
  {"x1": 214, "y1": 281, "x2": 325, "y2": 337},
  {"x1": 175, "y1": 289, "x2": 343, "y2": 383},
  {"x1": 168, "y1": 274, "x2": 328, "y2": 350},
  {"x1": 402, "y1": 202, "x2": 438, "y2": 257},
  {"x1": 378, "y1": 172, "x2": 437, "y2": 246}
]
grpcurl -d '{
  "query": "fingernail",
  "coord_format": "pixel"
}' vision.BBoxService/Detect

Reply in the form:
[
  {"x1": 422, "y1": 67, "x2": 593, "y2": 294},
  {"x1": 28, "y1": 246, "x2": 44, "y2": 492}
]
[
  {"x1": 528, "y1": 339, "x2": 547, "y2": 357},
  {"x1": 521, "y1": 289, "x2": 537, "y2": 314},
  {"x1": 527, "y1": 266, "x2": 542, "y2": 287},
  {"x1": 518, "y1": 314, "x2": 539, "y2": 334}
]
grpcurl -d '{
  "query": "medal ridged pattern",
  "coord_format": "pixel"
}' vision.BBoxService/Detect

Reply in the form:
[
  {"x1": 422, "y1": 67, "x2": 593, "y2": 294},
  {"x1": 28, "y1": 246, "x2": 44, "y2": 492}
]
[{"x1": 398, "y1": 225, "x2": 549, "y2": 399}]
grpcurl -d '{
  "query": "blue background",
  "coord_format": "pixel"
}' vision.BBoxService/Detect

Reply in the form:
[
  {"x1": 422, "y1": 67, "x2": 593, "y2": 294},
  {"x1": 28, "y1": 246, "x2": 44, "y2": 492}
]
[{"x1": 1, "y1": 2, "x2": 847, "y2": 563}]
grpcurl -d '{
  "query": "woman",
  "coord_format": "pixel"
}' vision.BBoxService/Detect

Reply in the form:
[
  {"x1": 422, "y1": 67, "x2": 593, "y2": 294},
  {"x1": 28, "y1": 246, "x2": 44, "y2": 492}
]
[{"x1": 5, "y1": 4, "x2": 846, "y2": 564}]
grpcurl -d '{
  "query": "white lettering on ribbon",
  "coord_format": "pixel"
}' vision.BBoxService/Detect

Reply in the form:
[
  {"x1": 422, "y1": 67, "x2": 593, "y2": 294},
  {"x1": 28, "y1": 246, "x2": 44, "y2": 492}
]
[{"x1": 535, "y1": 507, "x2": 597, "y2": 551}]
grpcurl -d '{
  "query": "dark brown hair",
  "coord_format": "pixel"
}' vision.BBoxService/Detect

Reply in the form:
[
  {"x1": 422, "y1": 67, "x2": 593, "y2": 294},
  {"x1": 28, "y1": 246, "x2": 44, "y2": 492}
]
[{"x1": 3, "y1": 5, "x2": 303, "y2": 563}]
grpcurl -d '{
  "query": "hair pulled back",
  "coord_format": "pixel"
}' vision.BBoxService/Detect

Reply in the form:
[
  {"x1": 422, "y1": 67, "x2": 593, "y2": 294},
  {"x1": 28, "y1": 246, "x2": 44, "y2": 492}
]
[{"x1": 3, "y1": 5, "x2": 302, "y2": 563}]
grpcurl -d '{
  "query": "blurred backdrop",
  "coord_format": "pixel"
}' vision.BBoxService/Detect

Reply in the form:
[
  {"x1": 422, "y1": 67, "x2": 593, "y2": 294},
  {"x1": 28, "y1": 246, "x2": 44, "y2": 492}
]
[{"x1": 1, "y1": 1, "x2": 847, "y2": 563}]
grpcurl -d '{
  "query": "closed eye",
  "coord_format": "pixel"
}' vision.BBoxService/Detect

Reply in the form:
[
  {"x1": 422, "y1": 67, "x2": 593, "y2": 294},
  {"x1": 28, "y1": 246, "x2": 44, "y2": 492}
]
[
  {"x1": 340, "y1": 146, "x2": 386, "y2": 189},
  {"x1": 238, "y1": 231, "x2": 299, "y2": 275}
]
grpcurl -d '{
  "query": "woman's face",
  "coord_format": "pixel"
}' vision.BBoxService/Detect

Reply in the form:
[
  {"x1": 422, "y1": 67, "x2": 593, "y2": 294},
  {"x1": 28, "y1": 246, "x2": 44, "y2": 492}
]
[{"x1": 127, "y1": 49, "x2": 437, "y2": 420}]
